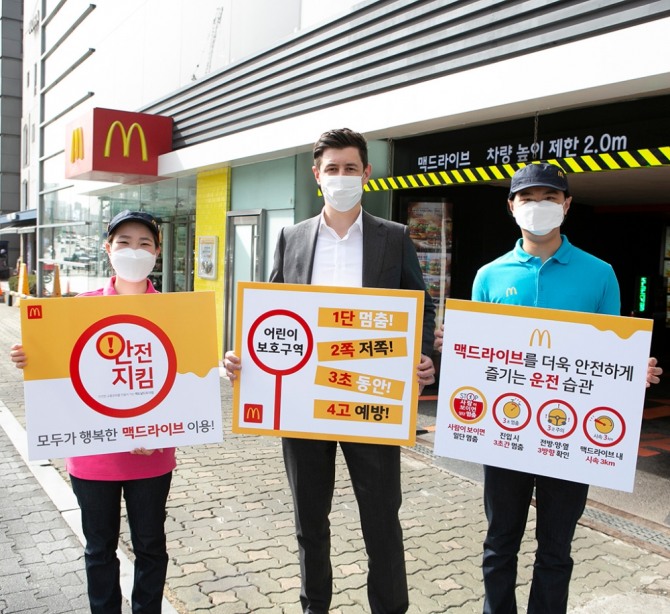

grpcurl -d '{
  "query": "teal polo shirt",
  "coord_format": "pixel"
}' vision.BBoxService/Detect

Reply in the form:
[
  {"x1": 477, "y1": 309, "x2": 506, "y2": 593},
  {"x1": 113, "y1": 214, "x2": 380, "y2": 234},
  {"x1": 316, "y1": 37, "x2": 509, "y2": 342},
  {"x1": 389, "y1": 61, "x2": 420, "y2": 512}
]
[{"x1": 472, "y1": 235, "x2": 620, "y2": 316}]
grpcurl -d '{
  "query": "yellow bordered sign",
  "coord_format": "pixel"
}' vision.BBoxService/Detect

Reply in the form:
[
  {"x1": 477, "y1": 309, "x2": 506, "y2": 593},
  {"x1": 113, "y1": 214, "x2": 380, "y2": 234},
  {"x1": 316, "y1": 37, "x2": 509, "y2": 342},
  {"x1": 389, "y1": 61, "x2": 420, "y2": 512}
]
[
  {"x1": 232, "y1": 281, "x2": 425, "y2": 446},
  {"x1": 354, "y1": 146, "x2": 670, "y2": 193},
  {"x1": 434, "y1": 299, "x2": 653, "y2": 493}
]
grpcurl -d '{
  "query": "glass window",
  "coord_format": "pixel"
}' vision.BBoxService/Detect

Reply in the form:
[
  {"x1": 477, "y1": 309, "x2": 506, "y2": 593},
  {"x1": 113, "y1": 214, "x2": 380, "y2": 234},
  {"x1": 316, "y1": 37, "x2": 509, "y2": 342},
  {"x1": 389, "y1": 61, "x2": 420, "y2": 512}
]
[
  {"x1": 39, "y1": 187, "x2": 106, "y2": 295},
  {"x1": 41, "y1": 152, "x2": 68, "y2": 194}
]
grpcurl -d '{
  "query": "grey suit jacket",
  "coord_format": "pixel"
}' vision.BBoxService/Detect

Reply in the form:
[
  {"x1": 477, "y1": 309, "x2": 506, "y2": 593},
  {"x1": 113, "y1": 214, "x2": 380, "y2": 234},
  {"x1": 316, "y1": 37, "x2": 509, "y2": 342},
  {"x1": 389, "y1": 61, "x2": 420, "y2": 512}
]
[{"x1": 269, "y1": 209, "x2": 436, "y2": 355}]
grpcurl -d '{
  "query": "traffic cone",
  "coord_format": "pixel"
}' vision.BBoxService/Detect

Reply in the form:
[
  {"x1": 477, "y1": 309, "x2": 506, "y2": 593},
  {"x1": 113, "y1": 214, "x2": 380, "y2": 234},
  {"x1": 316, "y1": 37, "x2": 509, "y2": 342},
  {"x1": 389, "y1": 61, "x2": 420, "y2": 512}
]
[
  {"x1": 18, "y1": 262, "x2": 29, "y2": 296},
  {"x1": 52, "y1": 264, "x2": 62, "y2": 297}
]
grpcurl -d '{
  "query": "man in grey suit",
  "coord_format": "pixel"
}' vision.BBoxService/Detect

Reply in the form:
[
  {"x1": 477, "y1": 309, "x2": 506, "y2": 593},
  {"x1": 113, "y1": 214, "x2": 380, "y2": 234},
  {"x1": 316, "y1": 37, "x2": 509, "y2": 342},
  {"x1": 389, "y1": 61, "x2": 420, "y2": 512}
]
[{"x1": 225, "y1": 128, "x2": 436, "y2": 614}]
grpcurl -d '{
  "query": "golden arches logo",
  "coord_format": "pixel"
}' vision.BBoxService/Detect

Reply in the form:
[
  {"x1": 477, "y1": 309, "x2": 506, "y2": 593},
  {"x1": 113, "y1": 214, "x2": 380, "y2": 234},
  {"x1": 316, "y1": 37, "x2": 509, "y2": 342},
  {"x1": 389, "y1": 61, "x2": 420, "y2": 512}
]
[
  {"x1": 244, "y1": 404, "x2": 263, "y2": 423},
  {"x1": 70, "y1": 127, "x2": 84, "y2": 163},
  {"x1": 104, "y1": 121, "x2": 148, "y2": 161},
  {"x1": 505, "y1": 287, "x2": 518, "y2": 297},
  {"x1": 27, "y1": 305, "x2": 43, "y2": 320},
  {"x1": 529, "y1": 328, "x2": 551, "y2": 348}
]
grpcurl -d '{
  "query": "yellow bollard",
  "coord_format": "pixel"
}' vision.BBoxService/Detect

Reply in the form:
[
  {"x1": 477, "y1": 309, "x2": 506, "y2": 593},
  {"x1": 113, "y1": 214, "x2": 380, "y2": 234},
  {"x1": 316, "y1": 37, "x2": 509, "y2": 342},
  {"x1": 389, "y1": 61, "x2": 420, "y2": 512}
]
[
  {"x1": 14, "y1": 262, "x2": 30, "y2": 307},
  {"x1": 18, "y1": 262, "x2": 30, "y2": 295},
  {"x1": 52, "y1": 264, "x2": 62, "y2": 297}
]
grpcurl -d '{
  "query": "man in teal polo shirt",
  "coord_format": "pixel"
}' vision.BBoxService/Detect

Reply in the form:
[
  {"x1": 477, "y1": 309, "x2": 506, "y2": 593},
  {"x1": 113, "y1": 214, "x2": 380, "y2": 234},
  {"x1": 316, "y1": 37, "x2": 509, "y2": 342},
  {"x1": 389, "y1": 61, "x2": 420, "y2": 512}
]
[
  {"x1": 471, "y1": 171, "x2": 620, "y2": 314},
  {"x1": 472, "y1": 163, "x2": 621, "y2": 614},
  {"x1": 474, "y1": 163, "x2": 659, "y2": 614},
  {"x1": 435, "y1": 162, "x2": 662, "y2": 613}
]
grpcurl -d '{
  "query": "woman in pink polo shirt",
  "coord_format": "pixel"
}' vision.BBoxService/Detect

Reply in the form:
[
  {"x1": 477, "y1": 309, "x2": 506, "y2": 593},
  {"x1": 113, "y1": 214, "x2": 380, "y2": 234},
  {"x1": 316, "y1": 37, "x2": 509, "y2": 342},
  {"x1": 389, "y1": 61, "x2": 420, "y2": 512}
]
[{"x1": 11, "y1": 210, "x2": 175, "y2": 614}]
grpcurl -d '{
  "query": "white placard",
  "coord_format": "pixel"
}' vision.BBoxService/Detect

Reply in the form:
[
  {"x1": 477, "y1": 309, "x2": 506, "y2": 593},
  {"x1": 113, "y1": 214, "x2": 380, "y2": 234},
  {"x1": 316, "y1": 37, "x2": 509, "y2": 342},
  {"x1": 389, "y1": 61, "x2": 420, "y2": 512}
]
[
  {"x1": 232, "y1": 282, "x2": 425, "y2": 446},
  {"x1": 435, "y1": 299, "x2": 653, "y2": 492},
  {"x1": 21, "y1": 293, "x2": 223, "y2": 460}
]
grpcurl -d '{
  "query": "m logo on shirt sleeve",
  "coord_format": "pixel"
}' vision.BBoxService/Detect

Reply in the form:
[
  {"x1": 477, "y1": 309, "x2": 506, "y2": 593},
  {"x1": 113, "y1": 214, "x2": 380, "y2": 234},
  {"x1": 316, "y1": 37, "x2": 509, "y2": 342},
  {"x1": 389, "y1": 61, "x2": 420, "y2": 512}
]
[{"x1": 505, "y1": 287, "x2": 518, "y2": 297}]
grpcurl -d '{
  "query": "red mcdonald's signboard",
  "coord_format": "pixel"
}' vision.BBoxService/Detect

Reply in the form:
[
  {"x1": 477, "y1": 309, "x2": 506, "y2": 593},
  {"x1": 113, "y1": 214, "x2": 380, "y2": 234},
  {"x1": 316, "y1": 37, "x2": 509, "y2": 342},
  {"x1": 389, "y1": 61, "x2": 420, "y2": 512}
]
[{"x1": 65, "y1": 108, "x2": 173, "y2": 183}]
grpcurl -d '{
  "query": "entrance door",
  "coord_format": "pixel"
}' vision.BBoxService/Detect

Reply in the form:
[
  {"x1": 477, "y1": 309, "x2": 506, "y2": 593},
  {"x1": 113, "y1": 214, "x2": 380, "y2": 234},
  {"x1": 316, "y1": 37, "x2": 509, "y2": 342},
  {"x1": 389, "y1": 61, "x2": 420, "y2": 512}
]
[
  {"x1": 224, "y1": 210, "x2": 265, "y2": 350},
  {"x1": 172, "y1": 215, "x2": 195, "y2": 292},
  {"x1": 151, "y1": 215, "x2": 195, "y2": 292}
]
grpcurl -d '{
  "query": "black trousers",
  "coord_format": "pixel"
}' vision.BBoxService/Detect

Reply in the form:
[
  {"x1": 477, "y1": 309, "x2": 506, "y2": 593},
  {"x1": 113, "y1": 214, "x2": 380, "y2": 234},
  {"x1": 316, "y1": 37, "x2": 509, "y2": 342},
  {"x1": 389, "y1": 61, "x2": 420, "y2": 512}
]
[
  {"x1": 482, "y1": 465, "x2": 589, "y2": 614},
  {"x1": 70, "y1": 472, "x2": 172, "y2": 614},
  {"x1": 282, "y1": 438, "x2": 408, "y2": 614}
]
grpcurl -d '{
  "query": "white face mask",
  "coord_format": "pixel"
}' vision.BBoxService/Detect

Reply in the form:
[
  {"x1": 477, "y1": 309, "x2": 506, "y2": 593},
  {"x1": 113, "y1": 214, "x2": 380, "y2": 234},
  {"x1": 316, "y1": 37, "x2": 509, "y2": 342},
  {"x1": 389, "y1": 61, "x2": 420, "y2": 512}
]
[
  {"x1": 110, "y1": 248, "x2": 157, "y2": 283},
  {"x1": 320, "y1": 175, "x2": 363, "y2": 212},
  {"x1": 513, "y1": 200, "x2": 565, "y2": 236}
]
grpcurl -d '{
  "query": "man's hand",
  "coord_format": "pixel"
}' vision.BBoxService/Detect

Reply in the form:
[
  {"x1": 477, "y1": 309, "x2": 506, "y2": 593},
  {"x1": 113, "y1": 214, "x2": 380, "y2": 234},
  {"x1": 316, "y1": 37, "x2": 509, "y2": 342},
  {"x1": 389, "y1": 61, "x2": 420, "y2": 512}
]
[
  {"x1": 9, "y1": 343, "x2": 26, "y2": 369},
  {"x1": 647, "y1": 357, "x2": 662, "y2": 388},
  {"x1": 434, "y1": 324, "x2": 444, "y2": 353},
  {"x1": 224, "y1": 350, "x2": 241, "y2": 382},
  {"x1": 417, "y1": 353, "x2": 435, "y2": 395}
]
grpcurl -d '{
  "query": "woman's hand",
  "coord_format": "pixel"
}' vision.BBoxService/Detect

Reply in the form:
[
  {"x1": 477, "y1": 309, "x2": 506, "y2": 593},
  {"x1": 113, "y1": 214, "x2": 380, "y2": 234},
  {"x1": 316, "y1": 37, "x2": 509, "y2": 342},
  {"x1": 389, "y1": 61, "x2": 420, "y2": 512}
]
[
  {"x1": 9, "y1": 343, "x2": 27, "y2": 369},
  {"x1": 130, "y1": 448, "x2": 163, "y2": 455}
]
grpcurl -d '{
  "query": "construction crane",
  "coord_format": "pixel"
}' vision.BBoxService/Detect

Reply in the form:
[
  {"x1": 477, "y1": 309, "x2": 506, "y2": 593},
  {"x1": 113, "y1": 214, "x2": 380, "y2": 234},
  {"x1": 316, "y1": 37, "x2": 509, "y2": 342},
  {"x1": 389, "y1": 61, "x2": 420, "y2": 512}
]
[{"x1": 192, "y1": 6, "x2": 224, "y2": 81}]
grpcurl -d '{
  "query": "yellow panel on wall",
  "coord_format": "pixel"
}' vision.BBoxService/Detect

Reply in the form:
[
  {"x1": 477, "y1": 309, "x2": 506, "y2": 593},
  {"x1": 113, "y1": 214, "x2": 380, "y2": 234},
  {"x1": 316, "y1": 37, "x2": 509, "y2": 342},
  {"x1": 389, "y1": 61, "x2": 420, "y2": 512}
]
[{"x1": 195, "y1": 168, "x2": 230, "y2": 359}]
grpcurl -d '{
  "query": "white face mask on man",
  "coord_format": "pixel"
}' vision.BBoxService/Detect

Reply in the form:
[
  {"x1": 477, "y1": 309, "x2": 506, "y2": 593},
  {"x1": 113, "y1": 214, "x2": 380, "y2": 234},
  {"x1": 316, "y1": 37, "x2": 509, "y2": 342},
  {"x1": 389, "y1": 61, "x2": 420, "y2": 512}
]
[
  {"x1": 320, "y1": 175, "x2": 363, "y2": 212},
  {"x1": 512, "y1": 200, "x2": 565, "y2": 236},
  {"x1": 110, "y1": 248, "x2": 157, "y2": 283}
]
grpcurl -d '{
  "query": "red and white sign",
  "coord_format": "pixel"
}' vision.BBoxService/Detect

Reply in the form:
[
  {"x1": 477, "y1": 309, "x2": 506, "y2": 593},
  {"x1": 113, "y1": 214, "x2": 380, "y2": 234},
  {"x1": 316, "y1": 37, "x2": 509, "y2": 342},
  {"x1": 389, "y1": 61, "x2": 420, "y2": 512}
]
[
  {"x1": 21, "y1": 292, "x2": 222, "y2": 460},
  {"x1": 435, "y1": 299, "x2": 653, "y2": 492},
  {"x1": 69, "y1": 315, "x2": 177, "y2": 418},
  {"x1": 232, "y1": 282, "x2": 425, "y2": 446},
  {"x1": 65, "y1": 107, "x2": 173, "y2": 183}
]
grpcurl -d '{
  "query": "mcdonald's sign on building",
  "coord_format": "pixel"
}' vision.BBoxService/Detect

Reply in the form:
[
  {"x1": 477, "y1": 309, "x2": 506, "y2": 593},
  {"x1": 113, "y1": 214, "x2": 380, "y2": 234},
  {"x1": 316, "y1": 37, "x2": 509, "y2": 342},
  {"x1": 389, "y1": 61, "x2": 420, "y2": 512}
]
[{"x1": 65, "y1": 108, "x2": 173, "y2": 183}]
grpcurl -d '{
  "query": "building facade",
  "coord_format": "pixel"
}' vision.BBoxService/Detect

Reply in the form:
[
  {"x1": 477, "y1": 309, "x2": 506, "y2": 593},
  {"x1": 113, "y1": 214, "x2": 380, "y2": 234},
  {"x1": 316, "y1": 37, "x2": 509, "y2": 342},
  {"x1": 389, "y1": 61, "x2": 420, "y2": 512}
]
[
  {"x1": 0, "y1": 0, "x2": 24, "y2": 278},
  {"x1": 11, "y1": 0, "x2": 670, "y2": 358}
]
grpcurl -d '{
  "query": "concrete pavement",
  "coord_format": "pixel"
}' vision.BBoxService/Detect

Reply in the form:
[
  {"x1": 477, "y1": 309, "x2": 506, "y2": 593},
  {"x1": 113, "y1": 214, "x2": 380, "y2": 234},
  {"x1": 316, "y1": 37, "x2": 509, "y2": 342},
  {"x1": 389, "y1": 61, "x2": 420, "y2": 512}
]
[
  {"x1": 1, "y1": 302, "x2": 670, "y2": 613},
  {"x1": 0, "y1": 419, "x2": 89, "y2": 614}
]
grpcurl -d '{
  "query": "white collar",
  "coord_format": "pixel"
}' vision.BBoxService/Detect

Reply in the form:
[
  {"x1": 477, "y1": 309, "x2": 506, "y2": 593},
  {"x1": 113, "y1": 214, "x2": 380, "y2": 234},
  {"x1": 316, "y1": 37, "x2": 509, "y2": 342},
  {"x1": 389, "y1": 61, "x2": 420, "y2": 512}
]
[{"x1": 317, "y1": 208, "x2": 364, "y2": 238}]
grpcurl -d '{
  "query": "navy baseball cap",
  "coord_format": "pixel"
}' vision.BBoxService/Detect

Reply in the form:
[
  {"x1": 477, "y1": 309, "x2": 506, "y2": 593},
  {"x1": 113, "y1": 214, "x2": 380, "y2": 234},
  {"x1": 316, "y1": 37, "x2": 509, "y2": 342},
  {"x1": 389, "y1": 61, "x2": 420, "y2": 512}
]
[
  {"x1": 107, "y1": 210, "x2": 161, "y2": 243},
  {"x1": 508, "y1": 163, "x2": 570, "y2": 199}
]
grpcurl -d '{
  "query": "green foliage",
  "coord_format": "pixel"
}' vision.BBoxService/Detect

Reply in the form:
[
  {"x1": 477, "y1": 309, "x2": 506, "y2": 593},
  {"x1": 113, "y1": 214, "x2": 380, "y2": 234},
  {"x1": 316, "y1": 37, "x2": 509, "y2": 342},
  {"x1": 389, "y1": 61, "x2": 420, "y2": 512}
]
[{"x1": 8, "y1": 274, "x2": 36, "y2": 295}]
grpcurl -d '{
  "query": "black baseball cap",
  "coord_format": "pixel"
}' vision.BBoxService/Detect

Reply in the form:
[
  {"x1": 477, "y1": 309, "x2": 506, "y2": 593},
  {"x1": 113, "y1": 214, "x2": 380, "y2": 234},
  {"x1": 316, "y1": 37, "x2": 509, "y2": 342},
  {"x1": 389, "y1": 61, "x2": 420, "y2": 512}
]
[
  {"x1": 107, "y1": 210, "x2": 161, "y2": 243},
  {"x1": 508, "y1": 163, "x2": 570, "y2": 199}
]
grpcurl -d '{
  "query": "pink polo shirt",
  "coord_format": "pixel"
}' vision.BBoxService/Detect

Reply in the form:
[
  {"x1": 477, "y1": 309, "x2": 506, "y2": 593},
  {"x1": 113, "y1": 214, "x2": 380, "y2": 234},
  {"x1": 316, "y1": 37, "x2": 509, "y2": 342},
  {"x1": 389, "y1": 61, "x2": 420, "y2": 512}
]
[{"x1": 65, "y1": 277, "x2": 177, "y2": 481}]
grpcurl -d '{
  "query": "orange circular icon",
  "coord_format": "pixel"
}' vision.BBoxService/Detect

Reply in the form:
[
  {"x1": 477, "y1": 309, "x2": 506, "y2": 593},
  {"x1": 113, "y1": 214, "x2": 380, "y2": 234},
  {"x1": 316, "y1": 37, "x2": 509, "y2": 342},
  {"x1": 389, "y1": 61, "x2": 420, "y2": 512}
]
[
  {"x1": 594, "y1": 415, "x2": 614, "y2": 434},
  {"x1": 548, "y1": 408, "x2": 567, "y2": 427},
  {"x1": 95, "y1": 331, "x2": 125, "y2": 360},
  {"x1": 503, "y1": 401, "x2": 521, "y2": 419}
]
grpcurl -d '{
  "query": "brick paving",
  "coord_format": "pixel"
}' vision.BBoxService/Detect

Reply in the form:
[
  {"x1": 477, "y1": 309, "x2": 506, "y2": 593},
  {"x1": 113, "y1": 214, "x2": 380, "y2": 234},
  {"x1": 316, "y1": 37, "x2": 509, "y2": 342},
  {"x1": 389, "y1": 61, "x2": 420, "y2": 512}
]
[
  {"x1": 0, "y1": 424, "x2": 89, "y2": 614},
  {"x1": 1, "y1": 302, "x2": 670, "y2": 613}
]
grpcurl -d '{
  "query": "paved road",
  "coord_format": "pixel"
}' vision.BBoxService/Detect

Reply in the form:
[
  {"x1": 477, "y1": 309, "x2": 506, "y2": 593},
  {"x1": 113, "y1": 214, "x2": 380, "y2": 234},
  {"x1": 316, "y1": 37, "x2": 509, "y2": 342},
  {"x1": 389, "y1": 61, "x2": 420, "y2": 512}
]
[{"x1": 1, "y1": 301, "x2": 669, "y2": 613}]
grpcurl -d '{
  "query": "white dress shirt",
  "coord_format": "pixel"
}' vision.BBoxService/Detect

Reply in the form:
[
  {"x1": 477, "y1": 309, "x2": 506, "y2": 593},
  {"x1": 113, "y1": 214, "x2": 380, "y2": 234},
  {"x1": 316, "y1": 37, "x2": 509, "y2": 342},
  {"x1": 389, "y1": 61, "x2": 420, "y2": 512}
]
[{"x1": 310, "y1": 209, "x2": 363, "y2": 288}]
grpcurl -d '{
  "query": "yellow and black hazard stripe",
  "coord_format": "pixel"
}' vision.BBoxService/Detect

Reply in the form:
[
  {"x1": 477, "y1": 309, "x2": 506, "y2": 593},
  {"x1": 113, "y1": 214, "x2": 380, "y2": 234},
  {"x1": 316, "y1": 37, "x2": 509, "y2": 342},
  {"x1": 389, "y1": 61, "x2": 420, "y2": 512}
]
[{"x1": 362, "y1": 146, "x2": 670, "y2": 193}]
